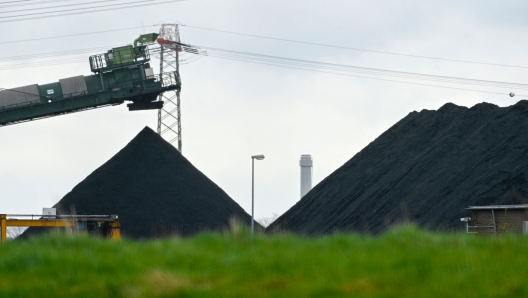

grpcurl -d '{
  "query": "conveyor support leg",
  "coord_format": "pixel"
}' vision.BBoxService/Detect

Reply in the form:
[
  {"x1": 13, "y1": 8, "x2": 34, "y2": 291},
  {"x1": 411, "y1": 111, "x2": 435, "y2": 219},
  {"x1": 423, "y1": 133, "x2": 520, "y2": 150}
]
[{"x1": 1, "y1": 214, "x2": 6, "y2": 243}]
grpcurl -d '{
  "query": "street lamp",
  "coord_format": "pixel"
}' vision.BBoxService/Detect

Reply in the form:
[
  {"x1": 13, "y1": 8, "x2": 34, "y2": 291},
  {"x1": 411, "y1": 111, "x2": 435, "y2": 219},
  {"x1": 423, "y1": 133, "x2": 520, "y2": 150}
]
[{"x1": 251, "y1": 154, "x2": 265, "y2": 235}]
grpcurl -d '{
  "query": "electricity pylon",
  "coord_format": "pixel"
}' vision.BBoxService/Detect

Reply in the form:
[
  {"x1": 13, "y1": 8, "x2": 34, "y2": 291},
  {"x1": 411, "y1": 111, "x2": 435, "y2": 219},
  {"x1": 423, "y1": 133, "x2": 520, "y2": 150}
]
[{"x1": 156, "y1": 24, "x2": 182, "y2": 152}]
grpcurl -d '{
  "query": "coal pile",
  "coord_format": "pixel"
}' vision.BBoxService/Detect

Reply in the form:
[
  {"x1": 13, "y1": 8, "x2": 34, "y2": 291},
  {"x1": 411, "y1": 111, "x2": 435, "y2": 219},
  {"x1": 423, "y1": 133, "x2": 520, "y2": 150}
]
[
  {"x1": 269, "y1": 100, "x2": 528, "y2": 235},
  {"x1": 22, "y1": 127, "x2": 258, "y2": 239}
]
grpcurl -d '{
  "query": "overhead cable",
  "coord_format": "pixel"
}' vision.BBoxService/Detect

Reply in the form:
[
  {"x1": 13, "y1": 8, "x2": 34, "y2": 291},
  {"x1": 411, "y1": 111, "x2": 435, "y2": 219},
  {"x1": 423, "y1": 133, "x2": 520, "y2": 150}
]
[
  {"x1": 0, "y1": 0, "x2": 186, "y2": 18},
  {"x1": 0, "y1": 0, "x2": 35, "y2": 4},
  {"x1": 0, "y1": 57, "x2": 85, "y2": 70},
  {"x1": 153, "y1": 42, "x2": 528, "y2": 96},
  {"x1": 1, "y1": 41, "x2": 526, "y2": 97},
  {"x1": 0, "y1": 25, "x2": 155, "y2": 45},
  {"x1": 207, "y1": 53, "x2": 528, "y2": 97},
  {"x1": 0, "y1": 0, "x2": 147, "y2": 14},
  {"x1": 0, "y1": 45, "x2": 118, "y2": 62},
  {"x1": 0, "y1": 0, "x2": 187, "y2": 23},
  {"x1": 170, "y1": 43, "x2": 528, "y2": 90},
  {"x1": 0, "y1": 0, "x2": 77, "y2": 9},
  {"x1": 1, "y1": 20, "x2": 525, "y2": 71},
  {"x1": 180, "y1": 23, "x2": 528, "y2": 70}
]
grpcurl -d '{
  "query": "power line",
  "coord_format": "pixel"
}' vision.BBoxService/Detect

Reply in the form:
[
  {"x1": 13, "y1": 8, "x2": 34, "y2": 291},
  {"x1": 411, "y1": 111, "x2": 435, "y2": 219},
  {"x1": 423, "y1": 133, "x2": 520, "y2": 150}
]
[
  {"x1": 209, "y1": 54, "x2": 528, "y2": 97},
  {"x1": 0, "y1": 0, "x2": 187, "y2": 23},
  {"x1": 0, "y1": 45, "x2": 117, "y2": 62},
  {"x1": 0, "y1": 0, "x2": 77, "y2": 9},
  {"x1": 0, "y1": 57, "x2": 86, "y2": 70},
  {"x1": 0, "y1": 43, "x2": 195, "y2": 64},
  {"x1": 0, "y1": 41, "x2": 203, "y2": 68},
  {"x1": 171, "y1": 43, "x2": 528, "y2": 90},
  {"x1": 0, "y1": 0, "x2": 185, "y2": 19},
  {"x1": 0, "y1": 25, "x2": 525, "y2": 97},
  {"x1": 180, "y1": 24, "x2": 528, "y2": 70},
  {"x1": 0, "y1": 25, "x2": 154, "y2": 44},
  {"x1": 1, "y1": 43, "x2": 526, "y2": 97},
  {"x1": 5, "y1": 37, "x2": 516, "y2": 89},
  {"x1": 2, "y1": 21, "x2": 525, "y2": 72},
  {"x1": 0, "y1": 0, "x2": 147, "y2": 14},
  {"x1": 0, "y1": 0, "x2": 35, "y2": 4},
  {"x1": 2, "y1": 36, "x2": 526, "y2": 93},
  {"x1": 161, "y1": 42, "x2": 528, "y2": 96}
]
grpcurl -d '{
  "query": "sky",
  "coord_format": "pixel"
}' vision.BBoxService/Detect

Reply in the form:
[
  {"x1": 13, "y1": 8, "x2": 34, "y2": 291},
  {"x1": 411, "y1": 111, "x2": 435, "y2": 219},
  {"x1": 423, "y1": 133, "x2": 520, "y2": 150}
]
[{"x1": 1, "y1": 0, "x2": 527, "y2": 223}]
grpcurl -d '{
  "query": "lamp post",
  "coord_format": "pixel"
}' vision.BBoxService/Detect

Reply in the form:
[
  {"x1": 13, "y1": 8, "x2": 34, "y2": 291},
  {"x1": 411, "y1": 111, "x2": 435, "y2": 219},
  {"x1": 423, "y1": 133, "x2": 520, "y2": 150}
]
[{"x1": 251, "y1": 154, "x2": 265, "y2": 235}]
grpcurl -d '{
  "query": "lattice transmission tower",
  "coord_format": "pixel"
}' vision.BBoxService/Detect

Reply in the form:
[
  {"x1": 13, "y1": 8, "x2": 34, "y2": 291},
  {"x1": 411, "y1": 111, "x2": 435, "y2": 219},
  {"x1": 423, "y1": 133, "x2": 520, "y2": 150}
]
[{"x1": 156, "y1": 24, "x2": 182, "y2": 152}]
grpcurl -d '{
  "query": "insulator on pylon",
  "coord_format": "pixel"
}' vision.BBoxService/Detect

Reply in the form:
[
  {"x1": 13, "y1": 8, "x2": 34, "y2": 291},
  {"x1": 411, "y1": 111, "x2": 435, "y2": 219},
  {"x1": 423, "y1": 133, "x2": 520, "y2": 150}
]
[{"x1": 157, "y1": 24, "x2": 182, "y2": 52}]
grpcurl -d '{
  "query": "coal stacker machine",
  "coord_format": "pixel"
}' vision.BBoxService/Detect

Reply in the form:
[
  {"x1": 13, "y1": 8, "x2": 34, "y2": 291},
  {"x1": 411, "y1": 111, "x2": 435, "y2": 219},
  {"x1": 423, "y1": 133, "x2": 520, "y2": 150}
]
[{"x1": 0, "y1": 33, "x2": 181, "y2": 127}]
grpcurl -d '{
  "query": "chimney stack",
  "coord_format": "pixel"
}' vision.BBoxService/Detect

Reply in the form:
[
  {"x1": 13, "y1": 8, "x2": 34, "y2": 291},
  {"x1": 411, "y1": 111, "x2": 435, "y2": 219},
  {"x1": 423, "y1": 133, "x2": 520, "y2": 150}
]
[{"x1": 300, "y1": 155, "x2": 313, "y2": 198}]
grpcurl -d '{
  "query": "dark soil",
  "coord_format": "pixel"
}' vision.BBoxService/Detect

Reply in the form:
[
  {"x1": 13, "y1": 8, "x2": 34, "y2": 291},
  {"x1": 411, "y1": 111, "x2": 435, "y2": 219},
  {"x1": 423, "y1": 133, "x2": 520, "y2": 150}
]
[
  {"x1": 268, "y1": 100, "x2": 528, "y2": 235},
  {"x1": 21, "y1": 127, "x2": 259, "y2": 239}
]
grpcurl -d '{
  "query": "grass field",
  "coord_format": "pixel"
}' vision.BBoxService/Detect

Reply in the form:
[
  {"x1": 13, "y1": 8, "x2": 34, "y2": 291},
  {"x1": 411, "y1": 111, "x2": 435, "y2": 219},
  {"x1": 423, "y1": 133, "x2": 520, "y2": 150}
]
[{"x1": 1, "y1": 225, "x2": 527, "y2": 297}]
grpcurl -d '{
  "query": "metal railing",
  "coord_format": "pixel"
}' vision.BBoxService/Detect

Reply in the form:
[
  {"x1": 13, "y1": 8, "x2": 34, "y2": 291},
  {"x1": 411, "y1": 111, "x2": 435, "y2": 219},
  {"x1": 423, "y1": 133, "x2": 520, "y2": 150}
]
[
  {"x1": 89, "y1": 46, "x2": 151, "y2": 72},
  {"x1": 6, "y1": 214, "x2": 117, "y2": 220}
]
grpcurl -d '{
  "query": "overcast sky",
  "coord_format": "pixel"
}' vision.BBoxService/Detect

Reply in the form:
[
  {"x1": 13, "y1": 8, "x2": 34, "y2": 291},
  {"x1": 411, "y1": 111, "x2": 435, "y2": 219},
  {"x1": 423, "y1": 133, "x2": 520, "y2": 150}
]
[{"x1": 1, "y1": 1, "x2": 527, "y2": 222}]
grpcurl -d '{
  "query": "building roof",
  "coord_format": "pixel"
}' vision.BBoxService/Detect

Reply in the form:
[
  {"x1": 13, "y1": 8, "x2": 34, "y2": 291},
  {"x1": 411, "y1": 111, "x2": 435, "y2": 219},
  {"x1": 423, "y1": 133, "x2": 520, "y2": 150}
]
[{"x1": 466, "y1": 204, "x2": 528, "y2": 210}]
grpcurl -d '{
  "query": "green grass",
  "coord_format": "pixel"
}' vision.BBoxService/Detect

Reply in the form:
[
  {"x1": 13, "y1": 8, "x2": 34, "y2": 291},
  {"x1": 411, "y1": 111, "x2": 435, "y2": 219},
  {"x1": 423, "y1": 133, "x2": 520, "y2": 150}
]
[{"x1": 1, "y1": 225, "x2": 527, "y2": 297}]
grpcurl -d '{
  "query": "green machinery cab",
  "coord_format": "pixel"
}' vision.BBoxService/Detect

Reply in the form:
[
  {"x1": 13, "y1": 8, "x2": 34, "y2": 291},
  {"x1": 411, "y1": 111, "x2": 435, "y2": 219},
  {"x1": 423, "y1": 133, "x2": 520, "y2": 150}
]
[{"x1": 89, "y1": 33, "x2": 159, "y2": 73}]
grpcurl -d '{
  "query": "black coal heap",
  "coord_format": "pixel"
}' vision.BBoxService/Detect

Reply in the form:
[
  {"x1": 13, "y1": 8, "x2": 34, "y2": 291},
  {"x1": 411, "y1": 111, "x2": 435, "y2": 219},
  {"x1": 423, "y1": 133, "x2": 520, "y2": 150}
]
[
  {"x1": 23, "y1": 126, "x2": 256, "y2": 239},
  {"x1": 269, "y1": 100, "x2": 528, "y2": 234}
]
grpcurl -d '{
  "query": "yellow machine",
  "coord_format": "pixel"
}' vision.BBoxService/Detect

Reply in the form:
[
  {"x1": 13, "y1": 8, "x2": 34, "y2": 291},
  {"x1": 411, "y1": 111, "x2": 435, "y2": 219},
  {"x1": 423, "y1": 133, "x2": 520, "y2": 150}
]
[{"x1": 0, "y1": 214, "x2": 121, "y2": 243}]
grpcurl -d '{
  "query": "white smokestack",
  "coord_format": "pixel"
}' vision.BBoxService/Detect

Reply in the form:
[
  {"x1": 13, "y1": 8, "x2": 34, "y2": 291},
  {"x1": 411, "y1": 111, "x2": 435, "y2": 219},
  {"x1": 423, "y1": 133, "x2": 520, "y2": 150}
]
[{"x1": 300, "y1": 154, "x2": 313, "y2": 198}]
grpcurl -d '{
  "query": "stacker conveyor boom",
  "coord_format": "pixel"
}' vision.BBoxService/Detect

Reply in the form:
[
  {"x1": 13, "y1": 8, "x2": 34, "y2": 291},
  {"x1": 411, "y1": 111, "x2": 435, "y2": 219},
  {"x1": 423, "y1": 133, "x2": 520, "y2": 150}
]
[{"x1": 0, "y1": 33, "x2": 180, "y2": 127}]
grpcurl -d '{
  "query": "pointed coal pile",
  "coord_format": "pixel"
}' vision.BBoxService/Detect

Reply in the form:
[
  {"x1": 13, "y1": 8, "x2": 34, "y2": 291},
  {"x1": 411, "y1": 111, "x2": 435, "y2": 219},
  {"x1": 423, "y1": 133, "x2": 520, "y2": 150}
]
[
  {"x1": 268, "y1": 100, "x2": 528, "y2": 235},
  {"x1": 22, "y1": 126, "x2": 258, "y2": 239}
]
